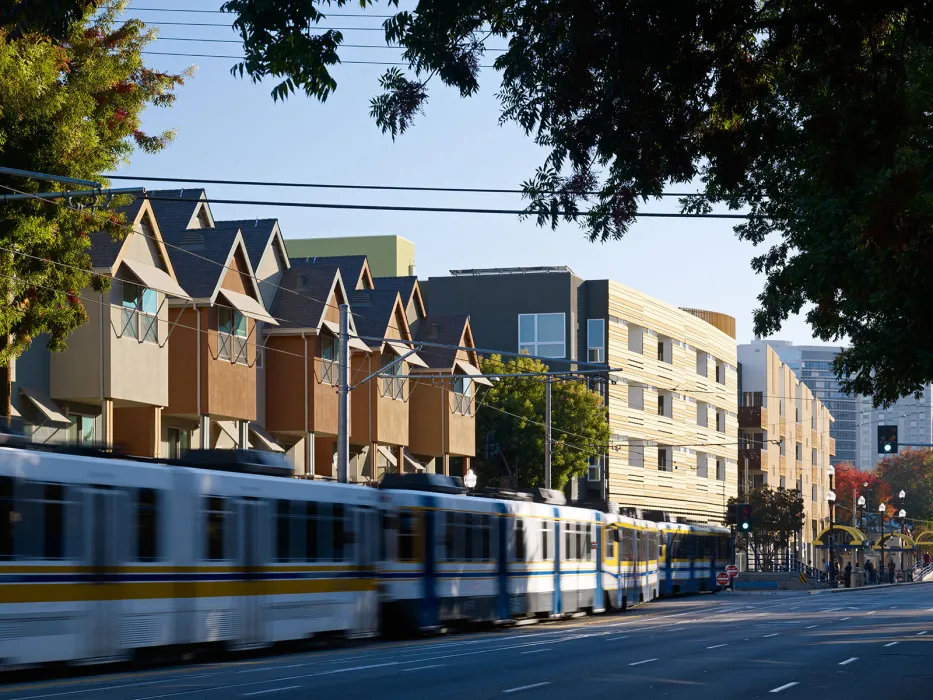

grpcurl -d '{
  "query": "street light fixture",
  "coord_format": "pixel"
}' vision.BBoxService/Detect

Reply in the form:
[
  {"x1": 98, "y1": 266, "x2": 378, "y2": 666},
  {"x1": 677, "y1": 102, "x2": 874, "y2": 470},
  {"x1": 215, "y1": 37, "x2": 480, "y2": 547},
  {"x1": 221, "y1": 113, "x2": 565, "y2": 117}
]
[
  {"x1": 463, "y1": 468, "x2": 477, "y2": 490},
  {"x1": 857, "y1": 495, "x2": 866, "y2": 531},
  {"x1": 827, "y1": 490, "x2": 837, "y2": 587}
]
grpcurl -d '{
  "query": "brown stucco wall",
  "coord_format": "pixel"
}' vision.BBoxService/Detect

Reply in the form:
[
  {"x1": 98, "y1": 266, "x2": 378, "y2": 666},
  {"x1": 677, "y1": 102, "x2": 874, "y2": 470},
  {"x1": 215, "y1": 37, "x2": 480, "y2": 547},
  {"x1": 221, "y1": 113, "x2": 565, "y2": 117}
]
[
  {"x1": 166, "y1": 307, "x2": 202, "y2": 417},
  {"x1": 409, "y1": 380, "x2": 444, "y2": 457},
  {"x1": 114, "y1": 405, "x2": 161, "y2": 458},
  {"x1": 264, "y1": 335, "x2": 306, "y2": 434}
]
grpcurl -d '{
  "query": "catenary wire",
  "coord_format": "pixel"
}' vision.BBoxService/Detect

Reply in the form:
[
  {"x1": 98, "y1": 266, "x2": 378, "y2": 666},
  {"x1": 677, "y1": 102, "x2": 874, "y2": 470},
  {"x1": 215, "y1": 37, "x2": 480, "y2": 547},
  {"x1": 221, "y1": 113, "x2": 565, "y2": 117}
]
[{"x1": 129, "y1": 7, "x2": 397, "y2": 18}]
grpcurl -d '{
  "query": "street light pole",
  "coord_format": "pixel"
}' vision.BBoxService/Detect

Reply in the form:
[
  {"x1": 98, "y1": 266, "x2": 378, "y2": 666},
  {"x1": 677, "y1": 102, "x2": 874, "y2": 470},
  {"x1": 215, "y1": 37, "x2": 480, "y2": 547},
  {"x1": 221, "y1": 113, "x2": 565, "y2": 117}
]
[
  {"x1": 857, "y1": 495, "x2": 866, "y2": 531},
  {"x1": 879, "y1": 502, "x2": 887, "y2": 583},
  {"x1": 828, "y1": 490, "x2": 837, "y2": 588}
]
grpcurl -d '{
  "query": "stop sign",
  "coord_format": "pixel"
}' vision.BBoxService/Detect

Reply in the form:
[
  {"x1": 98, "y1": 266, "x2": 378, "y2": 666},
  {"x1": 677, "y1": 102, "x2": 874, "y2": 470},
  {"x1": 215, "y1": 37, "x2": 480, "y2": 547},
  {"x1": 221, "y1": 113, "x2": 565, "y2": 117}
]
[
  {"x1": 716, "y1": 572, "x2": 730, "y2": 586},
  {"x1": 726, "y1": 565, "x2": 739, "y2": 579}
]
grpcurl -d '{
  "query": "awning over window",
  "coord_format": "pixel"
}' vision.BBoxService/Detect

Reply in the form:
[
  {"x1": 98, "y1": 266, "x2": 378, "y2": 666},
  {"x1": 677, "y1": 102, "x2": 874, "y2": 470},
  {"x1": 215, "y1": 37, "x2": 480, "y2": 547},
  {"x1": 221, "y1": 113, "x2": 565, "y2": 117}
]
[
  {"x1": 320, "y1": 320, "x2": 370, "y2": 352},
  {"x1": 121, "y1": 259, "x2": 191, "y2": 300},
  {"x1": 455, "y1": 359, "x2": 493, "y2": 386},
  {"x1": 248, "y1": 424, "x2": 285, "y2": 453},
  {"x1": 376, "y1": 444, "x2": 398, "y2": 467},
  {"x1": 19, "y1": 387, "x2": 69, "y2": 426},
  {"x1": 217, "y1": 289, "x2": 278, "y2": 325},
  {"x1": 215, "y1": 420, "x2": 240, "y2": 445},
  {"x1": 385, "y1": 341, "x2": 428, "y2": 367}
]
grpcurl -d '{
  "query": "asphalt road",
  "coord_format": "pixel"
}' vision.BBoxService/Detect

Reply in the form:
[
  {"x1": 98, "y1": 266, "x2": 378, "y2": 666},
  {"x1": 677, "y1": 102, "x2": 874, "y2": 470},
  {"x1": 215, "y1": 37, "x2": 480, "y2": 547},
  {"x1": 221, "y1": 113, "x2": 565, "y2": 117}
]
[{"x1": 3, "y1": 585, "x2": 933, "y2": 700}]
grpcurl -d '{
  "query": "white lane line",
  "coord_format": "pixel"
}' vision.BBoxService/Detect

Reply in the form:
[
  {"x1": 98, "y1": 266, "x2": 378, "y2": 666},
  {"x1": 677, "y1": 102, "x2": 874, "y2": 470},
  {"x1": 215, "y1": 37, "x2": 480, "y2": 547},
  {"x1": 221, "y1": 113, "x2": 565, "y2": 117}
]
[
  {"x1": 606, "y1": 635, "x2": 630, "y2": 641},
  {"x1": 884, "y1": 642, "x2": 900, "y2": 647},
  {"x1": 503, "y1": 682, "x2": 551, "y2": 694},
  {"x1": 243, "y1": 687, "x2": 300, "y2": 697},
  {"x1": 629, "y1": 659, "x2": 658, "y2": 666},
  {"x1": 770, "y1": 682, "x2": 799, "y2": 693},
  {"x1": 238, "y1": 668, "x2": 271, "y2": 674},
  {"x1": 521, "y1": 649, "x2": 548, "y2": 654},
  {"x1": 917, "y1": 631, "x2": 928, "y2": 636},
  {"x1": 839, "y1": 657, "x2": 858, "y2": 666},
  {"x1": 805, "y1": 625, "x2": 819, "y2": 629},
  {"x1": 841, "y1": 617, "x2": 851, "y2": 621},
  {"x1": 707, "y1": 644, "x2": 728, "y2": 649},
  {"x1": 402, "y1": 665, "x2": 444, "y2": 673},
  {"x1": 12, "y1": 678, "x2": 180, "y2": 700},
  {"x1": 763, "y1": 633, "x2": 780, "y2": 638}
]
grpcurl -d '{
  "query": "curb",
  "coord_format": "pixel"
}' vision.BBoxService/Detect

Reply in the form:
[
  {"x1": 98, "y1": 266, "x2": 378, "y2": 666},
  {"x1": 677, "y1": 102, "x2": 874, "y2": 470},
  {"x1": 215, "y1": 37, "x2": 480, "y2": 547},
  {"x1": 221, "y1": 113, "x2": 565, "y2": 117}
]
[{"x1": 807, "y1": 579, "x2": 933, "y2": 595}]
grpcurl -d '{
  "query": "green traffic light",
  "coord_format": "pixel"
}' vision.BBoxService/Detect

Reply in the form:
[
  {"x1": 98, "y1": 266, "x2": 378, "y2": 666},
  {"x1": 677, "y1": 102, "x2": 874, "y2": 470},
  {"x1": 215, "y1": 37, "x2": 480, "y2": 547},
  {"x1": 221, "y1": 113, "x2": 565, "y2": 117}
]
[
  {"x1": 741, "y1": 522, "x2": 749, "y2": 530},
  {"x1": 884, "y1": 444, "x2": 892, "y2": 452}
]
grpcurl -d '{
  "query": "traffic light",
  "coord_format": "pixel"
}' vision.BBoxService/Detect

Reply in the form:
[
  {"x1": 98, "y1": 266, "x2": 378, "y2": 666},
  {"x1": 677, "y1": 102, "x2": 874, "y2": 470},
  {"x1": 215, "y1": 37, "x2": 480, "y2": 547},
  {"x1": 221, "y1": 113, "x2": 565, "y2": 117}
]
[
  {"x1": 737, "y1": 503, "x2": 752, "y2": 531},
  {"x1": 877, "y1": 425, "x2": 898, "y2": 455}
]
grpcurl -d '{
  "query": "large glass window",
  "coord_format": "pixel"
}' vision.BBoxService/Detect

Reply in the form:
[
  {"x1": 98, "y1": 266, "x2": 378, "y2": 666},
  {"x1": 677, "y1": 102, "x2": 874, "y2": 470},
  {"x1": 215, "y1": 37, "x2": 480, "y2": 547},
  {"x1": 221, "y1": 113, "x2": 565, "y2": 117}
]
[
  {"x1": 453, "y1": 376, "x2": 472, "y2": 415},
  {"x1": 518, "y1": 313, "x2": 566, "y2": 358},
  {"x1": 382, "y1": 356, "x2": 405, "y2": 400},
  {"x1": 120, "y1": 281, "x2": 158, "y2": 343},
  {"x1": 218, "y1": 307, "x2": 248, "y2": 364},
  {"x1": 586, "y1": 319, "x2": 605, "y2": 363}
]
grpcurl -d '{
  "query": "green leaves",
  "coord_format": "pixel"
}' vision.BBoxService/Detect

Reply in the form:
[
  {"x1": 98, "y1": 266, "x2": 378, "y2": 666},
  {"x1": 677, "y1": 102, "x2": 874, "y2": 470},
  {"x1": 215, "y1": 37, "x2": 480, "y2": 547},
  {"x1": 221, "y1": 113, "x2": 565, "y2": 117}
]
[
  {"x1": 728, "y1": 486, "x2": 806, "y2": 567},
  {"x1": 473, "y1": 353, "x2": 610, "y2": 491}
]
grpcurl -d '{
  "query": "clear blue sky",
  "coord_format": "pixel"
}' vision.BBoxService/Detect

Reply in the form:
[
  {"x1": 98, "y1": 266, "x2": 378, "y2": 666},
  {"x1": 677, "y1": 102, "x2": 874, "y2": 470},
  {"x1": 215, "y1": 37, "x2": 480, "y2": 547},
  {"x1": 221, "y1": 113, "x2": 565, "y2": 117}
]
[{"x1": 118, "y1": 1, "x2": 834, "y2": 347}]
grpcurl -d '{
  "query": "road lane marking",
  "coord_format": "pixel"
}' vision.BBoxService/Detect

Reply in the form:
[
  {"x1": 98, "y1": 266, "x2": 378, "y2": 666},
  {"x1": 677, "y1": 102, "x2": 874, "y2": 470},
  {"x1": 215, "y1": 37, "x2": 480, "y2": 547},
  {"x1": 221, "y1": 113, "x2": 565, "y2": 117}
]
[
  {"x1": 402, "y1": 665, "x2": 444, "y2": 672},
  {"x1": 805, "y1": 625, "x2": 819, "y2": 629},
  {"x1": 763, "y1": 633, "x2": 779, "y2": 638},
  {"x1": 707, "y1": 644, "x2": 728, "y2": 649},
  {"x1": 884, "y1": 642, "x2": 900, "y2": 647},
  {"x1": 629, "y1": 659, "x2": 658, "y2": 666},
  {"x1": 243, "y1": 687, "x2": 300, "y2": 697},
  {"x1": 839, "y1": 658, "x2": 858, "y2": 666},
  {"x1": 521, "y1": 649, "x2": 548, "y2": 654},
  {"x1": 606, "y1": 635, "x2": 629, "y2": 640},
  {"x1": 503, "y1": 682, "x2": 551, "y2": 694},
  {"x1": 918, "y1": 631, "x2": 928, "y2": 636},
  {"x1": 770, "y1": 682, "x2": 799, "y2": 693},
  {"x1": 840, "y1": 617, "x2": 851, "y2": 621}
]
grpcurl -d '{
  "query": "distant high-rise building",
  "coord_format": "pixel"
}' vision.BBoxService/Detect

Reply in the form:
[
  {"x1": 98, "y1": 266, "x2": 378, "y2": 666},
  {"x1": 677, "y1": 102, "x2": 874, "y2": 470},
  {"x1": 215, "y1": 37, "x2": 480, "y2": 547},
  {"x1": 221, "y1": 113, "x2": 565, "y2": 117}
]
[
  {"x1": 764, "y1": 341, "x2": 856, "y2": 465},
  {"x1": 857, "y1": 387, "x2": 933, "y2": 470}
]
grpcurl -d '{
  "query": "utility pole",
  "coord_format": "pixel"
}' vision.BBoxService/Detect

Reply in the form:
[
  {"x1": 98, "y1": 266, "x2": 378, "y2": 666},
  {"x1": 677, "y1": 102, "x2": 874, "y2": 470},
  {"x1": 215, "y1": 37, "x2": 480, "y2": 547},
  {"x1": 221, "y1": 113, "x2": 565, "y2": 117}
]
[
  {"x1": 337, "y1": 303, "x2": 349, "y2": 483},
  {"x1": 544, "y1": 373, "x2": 552, "y2": 490}
]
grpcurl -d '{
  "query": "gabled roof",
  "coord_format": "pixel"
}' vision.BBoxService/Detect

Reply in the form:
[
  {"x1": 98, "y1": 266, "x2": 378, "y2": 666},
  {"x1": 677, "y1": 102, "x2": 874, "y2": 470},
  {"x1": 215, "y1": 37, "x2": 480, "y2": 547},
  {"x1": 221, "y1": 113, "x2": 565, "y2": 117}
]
[
  {"x1": 161, "y1": 225, "x2": 262, "y2": 304},
  {"x1": 88, "y1": 199, "x2": 145, "y2": 269},
  {"x1": 291, "y1": 255, "x2": 372, "y2": 291},
  {"x1": 271, "y1": 261, "x2": 343, "y2": 331},
  {"x1": 214, "y1": 218, "x2": 290, "y2": 273},
  {"x1": 146, "y1": 188, "x2": 214, "y2": 231},
  {"x1": 351, "y1": 289, "x2": 410, "y2": 350},
  {"x1": 373, "y1": 276, "x2": 425, "y2": 317},
  {"x1": 414, "y1": 315, "x2": 477, "y2": 368}
]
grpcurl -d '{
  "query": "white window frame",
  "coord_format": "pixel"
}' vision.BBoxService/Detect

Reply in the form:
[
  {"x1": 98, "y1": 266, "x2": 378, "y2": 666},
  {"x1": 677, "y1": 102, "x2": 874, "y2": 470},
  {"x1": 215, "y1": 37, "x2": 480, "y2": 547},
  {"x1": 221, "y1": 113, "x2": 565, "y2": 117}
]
[
  {"x1": 120, "y1": 281, "x2": 158, "y2": 344},
  {"x1": 518, "y1": 313, "x2": 566, "y2": 359},
  {"x1": 587, "y1": 455, "x2": 601, "y2": 482},
  {"x1": 586, "y1": 318, "x2": 605, "y2": 363},
  {"x1": 218, "y1": 307, "x2": 248, "y2": 364}
]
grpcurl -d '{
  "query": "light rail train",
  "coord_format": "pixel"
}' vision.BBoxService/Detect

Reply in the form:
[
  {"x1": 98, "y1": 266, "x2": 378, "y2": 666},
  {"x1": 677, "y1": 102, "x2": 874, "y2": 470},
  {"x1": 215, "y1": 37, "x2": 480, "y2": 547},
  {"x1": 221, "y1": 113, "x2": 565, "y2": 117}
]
[{"x1": 0, "y1": 445, "x2": 731, "y2": 667}]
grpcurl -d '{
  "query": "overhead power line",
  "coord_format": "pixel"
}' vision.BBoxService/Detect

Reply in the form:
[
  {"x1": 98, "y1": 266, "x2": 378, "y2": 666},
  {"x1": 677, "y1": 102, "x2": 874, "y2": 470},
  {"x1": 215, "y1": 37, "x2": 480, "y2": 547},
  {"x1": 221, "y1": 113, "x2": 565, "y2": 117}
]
[
  {"x1": 142, "y1": 51, "x2": 449, "y2": 67},
  {"x1": 129, "y1": 6, "x2": 397, "y2": 18},
  {"x1": 108, "y1": 174, "x2": 704, "y2": 198},
  {"x1": 143, "y1": 20, "x2": 388, "y2": 30},
  {"x1": 153, "y1": 36, "x2": 504, "y2": 52}
]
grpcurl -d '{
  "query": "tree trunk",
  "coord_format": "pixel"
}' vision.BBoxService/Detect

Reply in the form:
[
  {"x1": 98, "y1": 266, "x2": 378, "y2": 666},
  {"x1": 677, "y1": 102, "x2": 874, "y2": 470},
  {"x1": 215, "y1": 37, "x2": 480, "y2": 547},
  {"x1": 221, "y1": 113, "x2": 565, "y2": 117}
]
[{"x1": 0, "y1": 334, "x2": 10, "y2": 424}]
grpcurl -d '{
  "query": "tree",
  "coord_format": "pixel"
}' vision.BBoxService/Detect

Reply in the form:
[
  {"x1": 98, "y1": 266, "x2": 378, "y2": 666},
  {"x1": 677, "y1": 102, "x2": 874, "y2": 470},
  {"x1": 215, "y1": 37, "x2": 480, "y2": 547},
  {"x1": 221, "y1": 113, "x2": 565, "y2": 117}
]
[
  {"x1": 875, "y1": 449, "x2": 933, "y2": 524},
  {"x1": 727, "y1": 486, "x2": 805, "y2": 571},
  {"x1": 204, "y1": 0, "x2": 933, "y2": 406},
  {"x1": 473, "y1": 354, "x2": 609, "y2": 491},
  {"x1": 833, "y1": 462, "x2": 891, "y2": 529},
  {"x1": 0, "y1": 0, "x2": 191, "y2": 417}
]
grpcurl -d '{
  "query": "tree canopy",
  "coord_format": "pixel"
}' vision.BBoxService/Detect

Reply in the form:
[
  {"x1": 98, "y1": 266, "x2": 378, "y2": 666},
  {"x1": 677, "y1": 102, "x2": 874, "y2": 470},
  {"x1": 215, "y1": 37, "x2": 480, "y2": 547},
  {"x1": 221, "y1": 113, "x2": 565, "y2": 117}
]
[
  {"x1": 833, "y1": 462, "x2": 892, "y2": 529},
  {"x1": 207, "y1": 0, "x2": 933, "y2": 406},
  {"x1": 473, "y1": 354, "x2": 609, "y2": 491},
  {"x1": 727, "y1": 486, "x2": 805, "y2": 570},
  {"x1": 0, "y1": 1, "x2": 190, "y2": 411},
  {"x1": 874, "y1": 450, "x2": 933, "y2": 524}
]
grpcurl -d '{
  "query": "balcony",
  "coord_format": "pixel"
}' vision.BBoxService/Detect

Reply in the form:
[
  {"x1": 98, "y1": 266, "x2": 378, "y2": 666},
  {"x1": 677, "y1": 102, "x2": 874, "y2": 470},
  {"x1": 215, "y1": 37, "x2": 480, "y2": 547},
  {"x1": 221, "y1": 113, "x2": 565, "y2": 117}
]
[
  {"x1": 828, "y1": 436, "x2": 836, "y2": 455},
  {"x1": 739, "y1": 392, "x2": 768, "y2": 429},
  {"x1": 739, "y1": 447, "x2": 768, "y2": 471}
]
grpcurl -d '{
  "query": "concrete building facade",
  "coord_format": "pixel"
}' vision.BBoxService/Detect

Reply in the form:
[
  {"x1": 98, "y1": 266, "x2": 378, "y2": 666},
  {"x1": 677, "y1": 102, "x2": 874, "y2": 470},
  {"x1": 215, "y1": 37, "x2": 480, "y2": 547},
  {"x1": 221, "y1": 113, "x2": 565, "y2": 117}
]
[{"x1": 856, "y1": 386, "x2": 933, "y2": 469}]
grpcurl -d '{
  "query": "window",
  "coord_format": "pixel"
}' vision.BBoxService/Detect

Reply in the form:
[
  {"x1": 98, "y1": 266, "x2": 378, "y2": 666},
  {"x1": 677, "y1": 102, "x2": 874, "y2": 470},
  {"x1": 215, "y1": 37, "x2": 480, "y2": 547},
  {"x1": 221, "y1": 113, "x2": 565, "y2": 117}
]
[
  {"x1": 811, "y1": 447, "x2": 817, "y2": 465},
  {"x1": 453, "y1": 376, "x2": 473, "y2": 415},
  {"x1": 588, "y1": 456, "x2": 601, "y2": 482},
  {"x1": 586, "y1": 319, "x2": 605, "y2": 363},
  {"x1": 779, "y1": 476, "x2": 786, "y2": 490},
  {"x1": 716, "y1": 410, "x2": 726, "y2": 433},
  {"x1": 204, "y1": 496, "x2": 226, "y2": 561},
  {"x1": 0, "y1": 477, "x2": 11, "y2": 559},
  {"x1": 480, "y1": 515, "x2": 491, "y2": 561},
  {"x1": 696, "y1": 351, "x2": 708, "y2": 377},
  {"x1": 657, "y1": 393, "x2": 667, "y2": 417},
  {"x1": 696, "y1": 452, "x2": 708, "y2": 478},
  {"x1": 305, "y1": 502, "x2": 319, "y2": 560},
  {"x1": 218, "y1": 307, "x2": 248, "y2": 364},
  {"x1": 136, "y1": 488, "x2": 159, "y2": 562},
  {"x1": 74, "y1": 415, "x2": 95, "y2": 445},
  {"x1": 628, "y1": 384, "x2": 644, "y2": 410},
  {"x1": 321, "y1": 335, "x2": 336, "y2": 385},
  {"x1": 716, "y1": 458, "x2": 726, "y2": 481},
  {"x1": 42, "y1": 484, "x2": 64, "y2": 560},
  {"x1": 795, "y1": 443, "x2": 803, "y2": 460},
  {"x1": 627, "y1": 325, "x2": 644, "y2": 354},
  {"x1": 382, "y1": 356, "x2": 405, "y2": 400},
  {"x1": 332, "y1": 504, "x2": 345, "y2": 561},
  {"x1": 628, "y1": 439, "x2": 645, "y2": 468},
  {"x1": 518, "y1": 313, "x2": 565, "y2": 358},
  {"x1": 812, "y1": 484, "x2": 818, "y2": 502},
  {"x1": 514, "y1": 519, "x2": 526, "y2": 561},
  {"x1": 779, "y1": 439, "x2": 786, "y2": 456},
  {"x1": 397, "y1": 510, "x2": 416, "y2": 561},
  {"x1": 167, "y1": 428, "x2": 190, "y2": 460},
  {"x1": 657, "y1": 337, "x2": 671, "y2": 364},
  {"x1": 715, "y1": 360, "x2": 726, "y2": 385},
  {"x1": 276, "y1": 500, "x2": 291, "y2": 561},
  {"x1": 120, "y1": 281, "x2": 158, "y2": 343},
  {"x1": 658, "y1": 447, "x2": 669, "y2": 471},
  {"x1": 697, "y1": 401, "x2": 708, "y2": 428},
  {"x1": 541, "y1": 520, "x2": 551, "y2": 560}
]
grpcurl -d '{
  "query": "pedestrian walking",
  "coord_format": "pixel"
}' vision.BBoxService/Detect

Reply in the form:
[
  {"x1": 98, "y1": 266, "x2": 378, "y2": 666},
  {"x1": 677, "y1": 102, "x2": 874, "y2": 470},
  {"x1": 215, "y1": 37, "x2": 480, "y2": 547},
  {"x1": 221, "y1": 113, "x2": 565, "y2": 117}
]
[
  {"x1": 888, "y1": 558, "x2": 896, "y2": 584},
  {"x1": 844, "y1": 561, "x2": 852, "y2": 588},
  {"x1": 924, "y1": 552, "x2": 931, "y2": 567},
  {"x1": 866, "y1": 559, "x2": 875, "y2": 585}
]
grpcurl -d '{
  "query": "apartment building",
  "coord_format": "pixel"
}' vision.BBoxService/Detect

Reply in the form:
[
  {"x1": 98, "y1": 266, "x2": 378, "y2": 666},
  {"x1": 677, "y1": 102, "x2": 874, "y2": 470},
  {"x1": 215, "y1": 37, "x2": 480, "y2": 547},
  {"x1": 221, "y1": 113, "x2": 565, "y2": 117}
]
[
  {"x1": 428, "y1": 266, "x2": 740, "y2": 524},
  {"x1": 737, "y1": 340, "x2": 836, "y2": 563}
]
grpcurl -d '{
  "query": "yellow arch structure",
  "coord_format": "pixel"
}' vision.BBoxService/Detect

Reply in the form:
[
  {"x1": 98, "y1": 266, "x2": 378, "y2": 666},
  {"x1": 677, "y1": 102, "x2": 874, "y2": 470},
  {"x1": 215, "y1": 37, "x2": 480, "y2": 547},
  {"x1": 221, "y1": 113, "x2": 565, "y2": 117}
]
[
  {"x1": 872, "y1": 532, "x2": 916, "y2": 550},
  {"x1": 915, "y1": 531, "x2": 933, "y2": 546},
  {"x1": 812, "y1": 525, "x2": 867, "y2": 547}
]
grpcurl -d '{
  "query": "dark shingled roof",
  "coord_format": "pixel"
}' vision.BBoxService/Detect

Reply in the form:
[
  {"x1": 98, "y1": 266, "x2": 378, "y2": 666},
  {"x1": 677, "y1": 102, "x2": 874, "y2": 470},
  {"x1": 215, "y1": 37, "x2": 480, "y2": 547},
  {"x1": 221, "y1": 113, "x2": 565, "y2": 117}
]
[
  {"x1": 88, "y1": 199, "x2": 145, "y2": 269},
  {"x1": 161, "y1": 225, "x2": 241, "y2": 300},
  {"x1": 291, "y1": 255, "x2": 369, "y2": 292},
  {"x1": 146, "y1": 188, "x2": 206, "y2": 233},
  {"x1": 351, "y1": 289, "x2": 405, "y2": 349},
  {"x1": 270, "y1": 261, "x2": 340, "y2": 330},
  {"x1": 214, "y1": 218, "x2": 279, "y2": 270},
  {"x1": 414, "y1": 315, "x2": 470, "y2": 368},
  {"x1": 373, "y1": 276, "x2": 418, "y2": 305}
]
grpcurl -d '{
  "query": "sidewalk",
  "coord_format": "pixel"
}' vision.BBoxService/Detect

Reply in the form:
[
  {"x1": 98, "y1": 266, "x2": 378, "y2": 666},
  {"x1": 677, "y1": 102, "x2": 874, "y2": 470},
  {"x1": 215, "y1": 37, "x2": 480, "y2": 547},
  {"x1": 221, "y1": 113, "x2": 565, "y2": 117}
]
[{"x1": 808, "y1": 577, "x2": 933, "y2": 595}]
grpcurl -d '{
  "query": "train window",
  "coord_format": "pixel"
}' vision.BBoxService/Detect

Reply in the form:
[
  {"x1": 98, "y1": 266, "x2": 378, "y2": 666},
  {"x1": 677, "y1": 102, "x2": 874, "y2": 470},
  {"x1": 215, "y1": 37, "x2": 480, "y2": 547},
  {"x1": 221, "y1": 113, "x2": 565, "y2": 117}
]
[
  {"x1": 332, "y1": 504, "x2": 345, "y2": 561},
  {"x1": 483, "y1": 515, "x2": 493, "y2": 561},
  {"x1": 136, "y1": 488, "x2": 159, "y2": 562},
  {"x1": 0, "y1": 477, "x2": 11, "y2": 559},
  {"x1": 204, "y1": 496, "x2": 226, "y2": 561},
  {"x1": 43, "y1": 484, "x2": 64, "y2": 560},
  {"x1": 276, "y1": 500, "x2": 291, "y2": 561},
  {"x1": 584, "y1": 524, "x2": 593, "y2": 562},
  {"x1": 604, "y1": 529, "x2": 614, "y2": 559},
  {"x1": 540, "y1": 520, "x2": 550, "y2": 560},
  {"x1": 514, "y1": 518, "x2": 526, "y2": 561},
  {"x1": 463, "y1": 513, "x2": 474, "y2": 561},
  {"x1": 443, "y1": 512, "x2": 455, "y2": 560},
  {"x1": 564, "y1": 523, "x2": 573, "y2": 561},
  {"x1": 622, "y1": 530, "x2": 634, "y2": 562},
  {"x1": 305, "y1": 502, "x2": 318, "y2": 561},
  {"x1": 397, "y1": 510, "x2": 415, "y2": 562}
]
